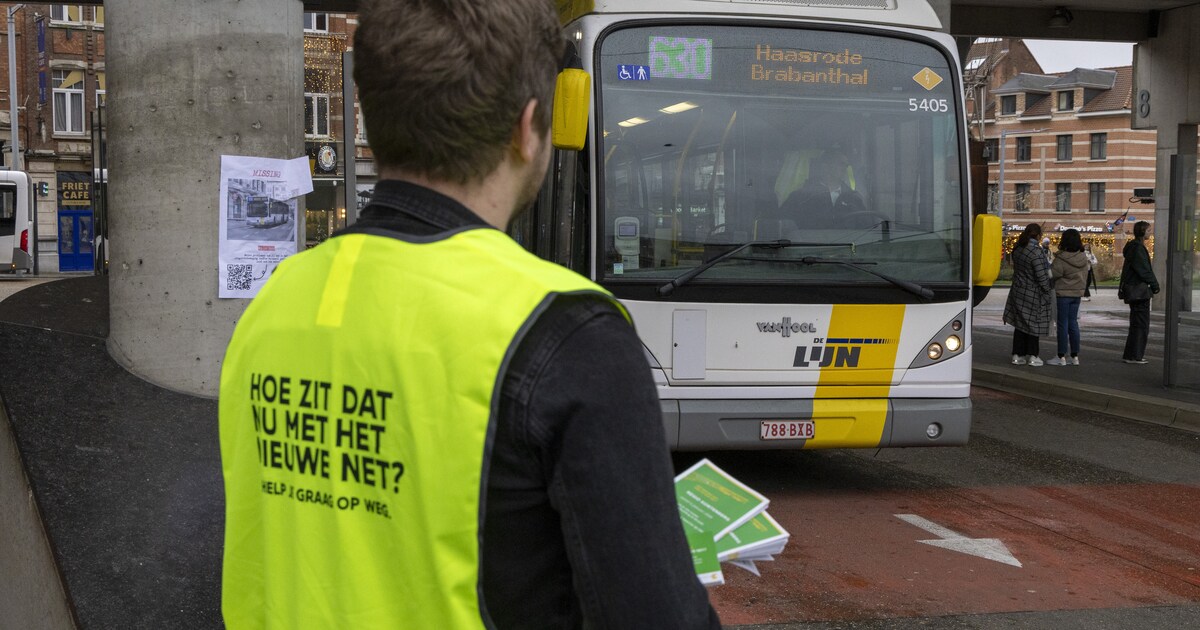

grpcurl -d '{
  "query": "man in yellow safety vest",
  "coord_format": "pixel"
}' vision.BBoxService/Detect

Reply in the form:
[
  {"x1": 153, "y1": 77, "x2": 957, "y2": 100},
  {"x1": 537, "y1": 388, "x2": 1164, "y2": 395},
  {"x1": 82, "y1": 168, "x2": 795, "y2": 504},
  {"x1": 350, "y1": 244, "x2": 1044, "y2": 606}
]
[{"x1": 218, "y1": 0, "x2": 720, "y2": 628}]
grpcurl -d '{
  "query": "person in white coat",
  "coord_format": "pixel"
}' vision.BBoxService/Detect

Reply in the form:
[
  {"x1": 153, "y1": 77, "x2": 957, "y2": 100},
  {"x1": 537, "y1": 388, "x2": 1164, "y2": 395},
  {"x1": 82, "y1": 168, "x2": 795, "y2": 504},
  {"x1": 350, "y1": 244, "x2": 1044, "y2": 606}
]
[{"x1": 1048, "y1": 229, "x2": 1089, "y2": 365}]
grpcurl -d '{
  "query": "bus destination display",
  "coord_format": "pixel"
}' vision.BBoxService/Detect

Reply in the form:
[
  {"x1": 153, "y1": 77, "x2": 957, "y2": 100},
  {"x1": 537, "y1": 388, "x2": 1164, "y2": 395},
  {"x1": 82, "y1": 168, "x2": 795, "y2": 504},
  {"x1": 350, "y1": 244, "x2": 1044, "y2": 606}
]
[{"x1": 750, "y1": 44, "x2": 869, "y2": 85}]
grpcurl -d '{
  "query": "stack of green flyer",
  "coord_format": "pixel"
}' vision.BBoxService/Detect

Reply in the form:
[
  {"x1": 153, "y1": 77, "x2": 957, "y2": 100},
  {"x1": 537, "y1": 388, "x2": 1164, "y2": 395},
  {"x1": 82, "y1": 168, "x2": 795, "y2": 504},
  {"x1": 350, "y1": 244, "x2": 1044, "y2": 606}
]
[{"x1": 674, "y1": 458, "x2": 790, "y2": 585}]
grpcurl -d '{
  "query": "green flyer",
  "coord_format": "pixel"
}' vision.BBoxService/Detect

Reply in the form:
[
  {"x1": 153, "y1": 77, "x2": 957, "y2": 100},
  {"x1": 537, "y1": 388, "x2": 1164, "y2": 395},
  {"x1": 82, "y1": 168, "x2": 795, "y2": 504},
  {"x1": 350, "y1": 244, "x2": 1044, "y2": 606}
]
[
  {"x1": 674, "y1": 458, "x2": 769, "y2": 541},
  {"x1": 685, "y1": 530, "x2": 724, "y2": 586},
  {"x1": 716, "y1": 511, "x2": 790, "y2": 562}
]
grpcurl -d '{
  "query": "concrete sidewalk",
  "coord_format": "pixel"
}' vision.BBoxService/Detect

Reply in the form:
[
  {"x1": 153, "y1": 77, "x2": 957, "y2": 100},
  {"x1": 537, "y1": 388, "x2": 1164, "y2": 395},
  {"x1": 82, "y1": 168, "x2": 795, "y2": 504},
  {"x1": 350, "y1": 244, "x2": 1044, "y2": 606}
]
[
  {"x1": 0, "y1": 275, "x2": 222, "y2": 628},
  {"x1": 972, "y1": 286, "x2": 1200, "y2": 435}
]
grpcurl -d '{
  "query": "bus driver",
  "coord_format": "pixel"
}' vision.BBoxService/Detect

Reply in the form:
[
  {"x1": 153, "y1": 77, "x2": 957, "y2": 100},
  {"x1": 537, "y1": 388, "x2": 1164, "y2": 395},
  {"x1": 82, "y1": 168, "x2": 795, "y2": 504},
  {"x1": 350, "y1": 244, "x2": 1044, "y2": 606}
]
[{"x1": 780, "y1": 149, "x2": 866, "y2": 229}]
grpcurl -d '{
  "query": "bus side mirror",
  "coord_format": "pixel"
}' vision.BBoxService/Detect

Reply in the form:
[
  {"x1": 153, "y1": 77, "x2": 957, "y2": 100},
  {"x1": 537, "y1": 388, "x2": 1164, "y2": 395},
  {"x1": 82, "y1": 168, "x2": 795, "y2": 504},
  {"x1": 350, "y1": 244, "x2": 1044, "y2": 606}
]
[
  {"x1": 552, "y1": 68, "x2": 590, "y2": 151},
  {"x1": 972, "y1": 213, "x2": 1001, "y2": 287}
]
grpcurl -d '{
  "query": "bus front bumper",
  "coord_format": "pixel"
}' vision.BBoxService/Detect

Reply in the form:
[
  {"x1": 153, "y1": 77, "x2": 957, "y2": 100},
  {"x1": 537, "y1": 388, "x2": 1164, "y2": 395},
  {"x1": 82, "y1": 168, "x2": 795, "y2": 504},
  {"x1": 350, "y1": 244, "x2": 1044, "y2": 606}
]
[{"x1": 662, "y1": 397, "x2": 971, "y2": 451}]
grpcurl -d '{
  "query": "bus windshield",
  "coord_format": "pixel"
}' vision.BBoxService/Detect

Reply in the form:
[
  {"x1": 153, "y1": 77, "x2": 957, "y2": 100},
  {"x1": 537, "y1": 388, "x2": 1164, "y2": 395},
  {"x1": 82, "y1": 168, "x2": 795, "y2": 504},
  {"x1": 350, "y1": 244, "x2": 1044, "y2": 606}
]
[
  {"x1": 597, "y1": 24, "x2": 965, "y2": 287},
  {"x1": 246, "y1": 200, "x2": 269, "y2": 218}
]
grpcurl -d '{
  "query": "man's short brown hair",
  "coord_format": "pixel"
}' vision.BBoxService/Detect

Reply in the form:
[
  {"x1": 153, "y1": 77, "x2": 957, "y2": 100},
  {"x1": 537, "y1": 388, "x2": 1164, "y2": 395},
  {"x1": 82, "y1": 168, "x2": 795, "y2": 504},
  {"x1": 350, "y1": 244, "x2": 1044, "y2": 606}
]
[{"x1": 354, "y1": 0, "x2": 562, "y2": 183}]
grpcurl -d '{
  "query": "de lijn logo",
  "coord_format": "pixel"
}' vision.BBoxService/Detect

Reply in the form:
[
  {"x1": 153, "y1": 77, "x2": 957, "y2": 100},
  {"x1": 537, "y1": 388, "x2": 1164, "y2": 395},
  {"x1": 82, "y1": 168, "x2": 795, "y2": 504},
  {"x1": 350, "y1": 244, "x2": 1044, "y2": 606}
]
[
  {"x1": 756, "y1": 317, "x2": 816, "y2": 338},
  {"x1": 792, "y1": 338, "x2": 895, "y2": 368}
]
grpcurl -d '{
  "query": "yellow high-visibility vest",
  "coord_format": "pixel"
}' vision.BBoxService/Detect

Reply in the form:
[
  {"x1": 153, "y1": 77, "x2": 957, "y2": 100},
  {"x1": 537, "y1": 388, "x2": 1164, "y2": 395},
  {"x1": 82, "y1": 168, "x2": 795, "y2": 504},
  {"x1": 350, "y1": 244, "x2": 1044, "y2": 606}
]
[{"x1": 220, "y1": 227, "x2": 621, "y2": 629}]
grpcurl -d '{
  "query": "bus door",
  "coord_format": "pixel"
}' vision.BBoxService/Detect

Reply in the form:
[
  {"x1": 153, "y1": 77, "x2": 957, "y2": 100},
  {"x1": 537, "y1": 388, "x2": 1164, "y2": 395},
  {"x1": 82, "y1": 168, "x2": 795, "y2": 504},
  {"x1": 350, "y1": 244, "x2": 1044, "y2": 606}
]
[{"x1": 58, "y1": 210, "x2": 94, "y2": 272}]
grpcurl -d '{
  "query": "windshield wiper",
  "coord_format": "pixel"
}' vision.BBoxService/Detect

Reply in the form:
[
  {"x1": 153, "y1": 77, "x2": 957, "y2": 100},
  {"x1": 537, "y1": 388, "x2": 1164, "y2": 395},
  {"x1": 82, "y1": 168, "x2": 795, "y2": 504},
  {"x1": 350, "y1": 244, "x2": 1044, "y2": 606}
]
[
  {"x1": 657, "y1": 240, "x2": 811, "y2": 296},
  {"x1": 796, "y1": 256, "x2": 935, "y2": 300}
]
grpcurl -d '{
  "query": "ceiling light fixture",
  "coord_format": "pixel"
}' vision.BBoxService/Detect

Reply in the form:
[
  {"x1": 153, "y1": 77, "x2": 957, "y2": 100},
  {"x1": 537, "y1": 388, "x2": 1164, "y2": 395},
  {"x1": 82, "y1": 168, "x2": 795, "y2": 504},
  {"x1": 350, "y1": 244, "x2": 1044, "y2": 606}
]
[
  {"x1": 659, "y1": 101, "x2": 699, "y2": 114},
  {"x1": 1048, "y1": 6, "x2": 1073, "y2": 29}
]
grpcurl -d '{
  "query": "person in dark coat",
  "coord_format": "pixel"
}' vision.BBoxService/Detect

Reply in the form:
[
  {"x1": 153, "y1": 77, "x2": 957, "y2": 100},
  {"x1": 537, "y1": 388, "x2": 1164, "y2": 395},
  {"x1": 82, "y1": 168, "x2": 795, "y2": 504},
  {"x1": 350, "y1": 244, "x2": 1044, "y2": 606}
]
[
  {"x1": 1003, "y1": 223, "x2": 1052, "y2": 366},
  {"x1": 1119, "y1": 220, "x2": 1160, "y2": 364}
]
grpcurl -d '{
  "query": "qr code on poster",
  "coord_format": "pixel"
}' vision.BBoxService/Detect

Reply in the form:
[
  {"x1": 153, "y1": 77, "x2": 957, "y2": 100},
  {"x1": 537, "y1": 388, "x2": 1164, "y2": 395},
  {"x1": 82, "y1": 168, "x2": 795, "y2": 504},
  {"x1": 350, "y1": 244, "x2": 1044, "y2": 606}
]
[{"x1": 226, "y1": 264, "x2": 254, "y2": 291}]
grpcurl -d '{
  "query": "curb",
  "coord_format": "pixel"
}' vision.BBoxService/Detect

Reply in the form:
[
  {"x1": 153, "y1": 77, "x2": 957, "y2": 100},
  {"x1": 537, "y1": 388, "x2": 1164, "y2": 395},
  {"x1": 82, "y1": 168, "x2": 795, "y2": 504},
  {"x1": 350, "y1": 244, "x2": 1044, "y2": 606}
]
[{"x1": 972, "y1": 366, "x2": 1200, "y2": 435}]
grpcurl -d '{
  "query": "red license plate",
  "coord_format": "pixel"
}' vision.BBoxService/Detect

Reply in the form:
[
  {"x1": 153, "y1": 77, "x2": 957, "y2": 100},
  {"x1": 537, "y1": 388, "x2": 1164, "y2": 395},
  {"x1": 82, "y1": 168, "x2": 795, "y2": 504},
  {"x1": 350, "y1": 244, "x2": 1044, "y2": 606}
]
[{"x1": 760, "y1": 420, "x2": 815, "y2": 440}]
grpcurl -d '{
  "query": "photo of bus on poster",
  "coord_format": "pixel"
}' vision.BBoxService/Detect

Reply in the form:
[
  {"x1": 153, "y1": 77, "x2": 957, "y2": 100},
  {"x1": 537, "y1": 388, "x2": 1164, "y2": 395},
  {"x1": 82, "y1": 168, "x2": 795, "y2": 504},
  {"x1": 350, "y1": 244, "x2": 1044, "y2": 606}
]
[{"x1": 218, "y1": 155, "x2": 313, "y2": 298}]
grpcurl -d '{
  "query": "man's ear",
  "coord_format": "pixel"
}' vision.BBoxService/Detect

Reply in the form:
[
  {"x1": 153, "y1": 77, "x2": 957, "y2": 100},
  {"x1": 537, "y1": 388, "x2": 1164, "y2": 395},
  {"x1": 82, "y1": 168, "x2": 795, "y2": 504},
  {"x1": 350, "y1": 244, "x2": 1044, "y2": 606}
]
[{"x1": 512, "y1": 99, "x2": 543, "y2": 164}]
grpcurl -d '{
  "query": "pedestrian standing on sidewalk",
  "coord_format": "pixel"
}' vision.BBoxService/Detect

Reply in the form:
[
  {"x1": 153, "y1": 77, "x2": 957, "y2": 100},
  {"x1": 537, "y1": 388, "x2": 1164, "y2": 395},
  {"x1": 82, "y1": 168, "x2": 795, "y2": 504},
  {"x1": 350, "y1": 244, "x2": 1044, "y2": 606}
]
[
  {"x1": 1082, "y1": 244, "x2": 1098, "y2": 301},
  {"x1": 1048, "y1": 229, "x2": 1088, "y2": 365},
  {"x1": 1119, "y1": 220, "x2": 1159, "y2": 364},
  {"x1": 1003, "y1": 223, "x2": 1052, "y2": 366}
]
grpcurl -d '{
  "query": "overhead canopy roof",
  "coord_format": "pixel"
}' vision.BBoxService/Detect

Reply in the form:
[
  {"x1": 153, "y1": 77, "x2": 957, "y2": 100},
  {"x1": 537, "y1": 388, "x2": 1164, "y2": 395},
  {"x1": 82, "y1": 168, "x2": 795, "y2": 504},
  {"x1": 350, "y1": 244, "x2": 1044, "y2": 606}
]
[
  {"x1": 993, "y1": 68, "x2": 1119, "y2": 96},
  {"x1": 296, "y1": 0, "x2": 1193, "y2": 42}
]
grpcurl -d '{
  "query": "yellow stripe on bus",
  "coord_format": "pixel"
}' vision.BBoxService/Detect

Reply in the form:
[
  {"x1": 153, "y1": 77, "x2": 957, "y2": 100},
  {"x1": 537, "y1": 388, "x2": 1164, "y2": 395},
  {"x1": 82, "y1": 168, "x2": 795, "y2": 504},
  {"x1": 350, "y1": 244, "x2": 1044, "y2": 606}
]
[
  {"x1": 808, "y1": 304, "x2": 905, "y2": 447},
  {"x1": 804, "y1": 399, "x2": 889, "y2": 448},
  {"x1": 815, "y1": 304, "x2": 905, "y2": 397}
]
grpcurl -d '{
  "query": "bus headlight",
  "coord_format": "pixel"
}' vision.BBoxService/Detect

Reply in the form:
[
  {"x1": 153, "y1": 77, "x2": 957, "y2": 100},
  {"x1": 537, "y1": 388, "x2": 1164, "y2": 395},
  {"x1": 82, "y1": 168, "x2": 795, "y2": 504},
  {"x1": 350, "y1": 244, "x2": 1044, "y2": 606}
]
[
  {"x1": 907, "y1": 309, "x2": 968, "y2": 370},
  {"x1": 926, "y1": 423, "x2": 942, "y2": 439}
]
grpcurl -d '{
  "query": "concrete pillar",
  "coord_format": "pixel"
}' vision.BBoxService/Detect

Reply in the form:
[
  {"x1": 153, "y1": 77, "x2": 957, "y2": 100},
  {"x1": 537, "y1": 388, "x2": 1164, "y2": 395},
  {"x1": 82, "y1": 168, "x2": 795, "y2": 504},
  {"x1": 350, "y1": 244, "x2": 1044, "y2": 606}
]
[
  {"x1": 1171, "y1": 124, "x2": 1196, "y2": 314},
  {"x1": 927, "y1": 0, "x2": 950, "y2": 34},
  {"x1": 1133, "y1": 5, "x2": 1200, "y2": 310},
  {"x1": 105, "y1": 0, "x2": 304, "y2": 396}
]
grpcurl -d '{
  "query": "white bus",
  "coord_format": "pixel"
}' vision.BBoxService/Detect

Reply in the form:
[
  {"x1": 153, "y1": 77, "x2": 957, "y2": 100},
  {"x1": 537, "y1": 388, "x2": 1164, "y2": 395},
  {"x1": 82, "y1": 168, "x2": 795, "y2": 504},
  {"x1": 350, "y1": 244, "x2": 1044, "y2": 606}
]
[
  {"x1": 0, "y1": 171, "x2": 34, "y2": 273},
  {"x1": 515, "y1": 0, "x2": 1001, "y2": 449}
]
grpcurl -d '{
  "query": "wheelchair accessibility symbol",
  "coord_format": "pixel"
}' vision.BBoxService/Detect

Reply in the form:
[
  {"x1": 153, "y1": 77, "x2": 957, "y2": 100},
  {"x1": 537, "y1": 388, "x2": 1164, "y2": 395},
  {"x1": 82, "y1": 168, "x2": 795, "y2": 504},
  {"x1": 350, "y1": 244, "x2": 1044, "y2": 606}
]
[{"x1": 618, "y1": 65, "x2": 650, "y2": 81}]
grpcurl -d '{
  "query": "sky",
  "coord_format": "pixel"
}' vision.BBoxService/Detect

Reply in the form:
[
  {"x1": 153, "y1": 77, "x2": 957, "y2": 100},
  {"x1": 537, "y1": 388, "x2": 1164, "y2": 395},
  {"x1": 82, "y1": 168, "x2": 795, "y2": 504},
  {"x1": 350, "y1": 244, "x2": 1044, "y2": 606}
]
[{"x1": 1022, "y1": 40, "x2": 1135, "y2": 73}]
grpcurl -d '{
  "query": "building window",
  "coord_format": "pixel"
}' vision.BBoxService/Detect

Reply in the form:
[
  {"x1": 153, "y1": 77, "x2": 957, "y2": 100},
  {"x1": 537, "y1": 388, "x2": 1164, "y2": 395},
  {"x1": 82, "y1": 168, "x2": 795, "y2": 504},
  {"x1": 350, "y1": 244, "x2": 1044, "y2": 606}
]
[
  {"x1": 94, "y1": 6, "x2": 104, "y2": 25},
  {"x1": 987, "y1": 183, "x2": 998, "y2": 212},
  {"x1": 304, "y1": 93, "x2": 330, "y2": 137},
  {"x1": 52, "y1": 69, "x2": 85, "y2": 134},
  {"x1": 1055, "y1": 183, "x2": 1072, "y2": 213},
  {"x1": 1057, "y1": 90, "x2": 1074, "y2": 111},
  {"x1": 1000, "y1": 95, "x2": 1017, "y2": 115},
  {"x1": 96, "y1": 72, "x2": 105, "y2": 108},
  {"x1": 1090, "y1": 133, "x2": 1107, "y2": 160},
  {"x1": 1015, "y1": 183, "x2": 1030, "y2": 213},
  {"x1": 1056, "y1": 135, "x2": 1073, "y2": 161},
  {"x1": 304, "y1": 12, "x2": 329, "y2": 32},
  {"x1": 50, "y1": 5, "x2": 84, "y2": 23},
  {"x1": 984, "y1": 139, "x2": 998, "y2": 162},
  {"x1": 1089, "y1": 183, "x2": 1106, "y2": 213},
  {"x1": 1016, "y1": 136, "x2": 1031, "y2": 162},
  {"x1": 965, "y1": 57, "x2": 985, "y2": 72}
]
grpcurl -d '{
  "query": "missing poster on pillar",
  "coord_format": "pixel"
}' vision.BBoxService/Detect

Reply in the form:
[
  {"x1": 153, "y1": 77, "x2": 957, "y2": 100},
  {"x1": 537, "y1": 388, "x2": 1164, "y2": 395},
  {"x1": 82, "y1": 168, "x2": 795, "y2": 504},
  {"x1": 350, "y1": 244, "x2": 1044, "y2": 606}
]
[{"x1": 218, "y1": 155, "x2": 314, "y2": 298}]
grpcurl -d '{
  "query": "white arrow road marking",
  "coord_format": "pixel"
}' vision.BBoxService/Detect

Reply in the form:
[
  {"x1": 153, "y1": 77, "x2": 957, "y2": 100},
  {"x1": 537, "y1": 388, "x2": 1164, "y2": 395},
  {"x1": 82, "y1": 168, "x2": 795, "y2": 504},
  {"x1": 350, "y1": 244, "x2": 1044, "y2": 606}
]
[{"x1": 895, "y1": 514, "x2": 1023, "y2": 568}]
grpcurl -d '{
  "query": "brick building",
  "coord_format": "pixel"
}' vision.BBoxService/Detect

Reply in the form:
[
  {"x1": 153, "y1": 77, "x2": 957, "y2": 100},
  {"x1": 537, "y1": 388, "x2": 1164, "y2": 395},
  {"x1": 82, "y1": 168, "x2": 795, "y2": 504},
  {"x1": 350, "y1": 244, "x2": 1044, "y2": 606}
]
[
  {"x1": 300, "y1": 10, "x2": 375, "y2": 249},
  {"x1": 0, "y1": 6, "x2": 376, "y2": 272},
  {"x1": 1, "y1": 3, "x2": 106, "y2": 272},
  {"x1": 963, "y1": 37, "x2": 1043, "y2": 126},
  {"x1": 964, "y1": 38, "x2": 1156, "y2": 274}
]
